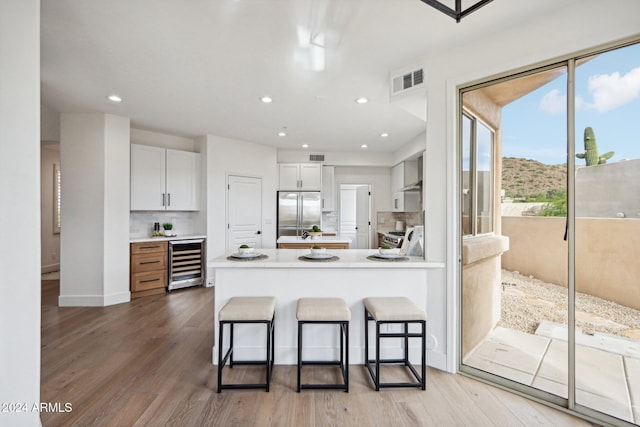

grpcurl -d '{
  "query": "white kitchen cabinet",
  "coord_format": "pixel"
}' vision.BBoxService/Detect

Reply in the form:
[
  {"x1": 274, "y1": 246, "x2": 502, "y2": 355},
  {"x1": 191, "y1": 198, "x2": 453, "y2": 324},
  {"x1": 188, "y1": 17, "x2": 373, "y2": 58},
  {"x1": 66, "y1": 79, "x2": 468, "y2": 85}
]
[
  {"x1": 391, "y1": 163, "x2": 404, "y2": 212},
  {"x1": 279, "y1": 163, "x2": 321, "y2": 191},
  {"x1": 131, "y1": 144, "x2": 200, "y2": 211},
  {"x1": 391, "y1": 160, "x2": 420, "y2": 212},
  {"x1": 321, "y1": 165, "x2": 335, "y2": 211}
]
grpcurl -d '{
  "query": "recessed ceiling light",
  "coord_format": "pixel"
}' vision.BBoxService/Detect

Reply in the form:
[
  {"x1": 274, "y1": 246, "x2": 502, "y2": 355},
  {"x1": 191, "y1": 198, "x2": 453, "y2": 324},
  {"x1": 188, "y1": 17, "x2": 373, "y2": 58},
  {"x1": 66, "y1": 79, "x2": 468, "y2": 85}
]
[
  {"x1": 302, "y1": 144, "x2": 309, "y2": 148},
  {"x1": 361, "y1": 144, "x2": 368, "y2": 148},
  {"x1": 278, "y1": 131, "x2": 287, "y2": 137},
  {"x1": 380, "y1": 132, "x2": 389, "y2": 138},
  {"x1": 355, "y1": 97, "x2": 368, "y2": 104},
  {"x1": 260, "y1": 96, "x2": 273, "y2": 103},
  {"x1": 107, "y1": 94, "x2": 122, "y2": 103}
]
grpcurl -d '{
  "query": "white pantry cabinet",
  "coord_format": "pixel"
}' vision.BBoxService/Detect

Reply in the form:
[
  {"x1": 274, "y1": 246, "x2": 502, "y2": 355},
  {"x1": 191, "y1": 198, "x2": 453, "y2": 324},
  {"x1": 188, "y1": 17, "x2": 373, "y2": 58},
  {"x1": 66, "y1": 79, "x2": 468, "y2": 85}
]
[
  {"x1": 279, "y1": 163, "x2": 321, "y2": 191},
  {"x1": 130, "y1": 144, "x2": 200, "y2": 211}
]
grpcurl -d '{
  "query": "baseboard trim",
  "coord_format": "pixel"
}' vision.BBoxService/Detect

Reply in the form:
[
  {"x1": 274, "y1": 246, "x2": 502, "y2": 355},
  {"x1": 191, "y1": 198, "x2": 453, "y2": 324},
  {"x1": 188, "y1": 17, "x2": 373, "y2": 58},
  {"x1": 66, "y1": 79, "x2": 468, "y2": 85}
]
[
  {"x1": 41, "y1": 263, "x2": 60, "y2": 274},
  {"x1": 59, "y1": 291, "x2": 130, "y2": 307}
]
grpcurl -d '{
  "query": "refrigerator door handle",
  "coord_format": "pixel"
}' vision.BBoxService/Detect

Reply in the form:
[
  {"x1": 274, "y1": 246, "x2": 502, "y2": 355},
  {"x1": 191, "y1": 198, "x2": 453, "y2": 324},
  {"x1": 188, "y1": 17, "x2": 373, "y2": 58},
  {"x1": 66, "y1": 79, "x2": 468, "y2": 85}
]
[{"x1": 300, "y1": 194, "x2": 304, "y2": 235}]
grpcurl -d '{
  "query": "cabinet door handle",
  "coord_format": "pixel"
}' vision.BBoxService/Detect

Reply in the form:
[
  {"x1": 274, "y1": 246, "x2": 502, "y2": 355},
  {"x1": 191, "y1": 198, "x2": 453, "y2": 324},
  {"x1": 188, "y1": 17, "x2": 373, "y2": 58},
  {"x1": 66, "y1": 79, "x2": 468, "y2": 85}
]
[
  {"x1": 162, "y1": 193, "x2": 166, "y2": 206},
  {"x1": 167, "y1": 193, "x2": 171, "y2": 206},
  {"x1": 140, "y1": 278, "x2": 160, "y2": 283},
  {"x1": 394, "y1": 198, "x2": 398, "y2": 209},
  {"x1": 140, "y1": 245, "x2": 161, "y2": 250},
  {"x1": 140, "y1": 260, "x2": 160, "y2": 265}
]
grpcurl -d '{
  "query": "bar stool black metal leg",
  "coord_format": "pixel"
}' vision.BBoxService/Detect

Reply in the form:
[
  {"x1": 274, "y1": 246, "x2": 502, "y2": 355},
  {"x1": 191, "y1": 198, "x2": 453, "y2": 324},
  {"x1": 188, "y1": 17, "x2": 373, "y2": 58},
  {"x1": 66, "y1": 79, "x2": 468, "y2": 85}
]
[
  {"x1": 229, "y1": 323, "x2": 234, "y2": 367},
  {"x1": 265, "y1": 320, "x2": 271, "y2": 392},
  {"x1": 421, "y1": 320, "x2": 426, "y2": 390},
  {"x1": 404, "y1": 322, "x2": 409, "y2": 366},
  {"x1": 217, "y1": 322, "x2": 224, "y2": 393},
  {"x1": 375, "y1": 321, "x2": 381, "y2": 391},
  {"x1": 297, "y1": 321, "x2": 302, "y2": 392},
  {"x1": 344, "y1": 322, "x2": 349, "y2": 392}
]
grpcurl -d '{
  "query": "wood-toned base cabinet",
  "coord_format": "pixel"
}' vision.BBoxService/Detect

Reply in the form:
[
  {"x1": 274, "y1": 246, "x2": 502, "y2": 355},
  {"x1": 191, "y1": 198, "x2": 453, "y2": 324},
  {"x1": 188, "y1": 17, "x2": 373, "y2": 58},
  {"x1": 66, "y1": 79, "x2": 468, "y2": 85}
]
[
  {"x1": 130, "y1": 241, "x2": 167, "y2": 298},
  {"x1": 278, "y1": 242, "x2": 349, "y2": 249}
]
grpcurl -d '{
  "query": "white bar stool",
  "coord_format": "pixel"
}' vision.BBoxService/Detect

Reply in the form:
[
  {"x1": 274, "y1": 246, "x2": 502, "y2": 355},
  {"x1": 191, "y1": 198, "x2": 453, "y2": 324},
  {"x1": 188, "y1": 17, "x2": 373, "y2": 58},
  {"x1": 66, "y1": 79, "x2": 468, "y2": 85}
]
[
  {"x1": 363, "y1": 296, "x2": 426, "y2": 391},
  {"x1": 217, "y1": 296, "x2": 276, "y2": 392},
  {"x1": 296, "y1": 297, "x2": 350, "y2": 392}
]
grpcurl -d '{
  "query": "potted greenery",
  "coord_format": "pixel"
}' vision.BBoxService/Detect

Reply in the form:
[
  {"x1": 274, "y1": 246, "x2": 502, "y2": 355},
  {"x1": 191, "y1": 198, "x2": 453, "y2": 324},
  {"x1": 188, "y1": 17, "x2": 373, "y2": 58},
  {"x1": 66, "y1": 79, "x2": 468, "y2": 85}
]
[
  {"x1": 238, "y1": 244, "x2": 254, "y2": 255},
  {"x1": 162, "y1": 223, "x2": 174, "y2": 237},
  {"x1": 307, "y1": 225, "x2": 323, "y2": 239}
]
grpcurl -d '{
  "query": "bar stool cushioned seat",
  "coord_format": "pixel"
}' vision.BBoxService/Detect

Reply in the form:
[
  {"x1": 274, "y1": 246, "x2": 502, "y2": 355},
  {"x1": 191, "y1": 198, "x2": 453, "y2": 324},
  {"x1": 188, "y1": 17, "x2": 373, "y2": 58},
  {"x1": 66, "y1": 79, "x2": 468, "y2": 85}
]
[
  {"x1": 217, "y1": 296, "x2": 276, "y2": 392},
  {"x1": 297, "y1": 297, "x2": 350, "y2": 392},
  {"x1": 363, "y1": 297, "x2": 426, "y2": 391}
]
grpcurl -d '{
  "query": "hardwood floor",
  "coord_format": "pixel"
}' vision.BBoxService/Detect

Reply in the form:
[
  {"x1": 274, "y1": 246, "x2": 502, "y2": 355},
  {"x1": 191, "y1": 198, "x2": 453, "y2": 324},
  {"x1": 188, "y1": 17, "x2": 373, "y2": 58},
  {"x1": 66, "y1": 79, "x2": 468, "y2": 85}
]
[{"x1": 40, "y1": 280, "x2": 595, "y2": 426}]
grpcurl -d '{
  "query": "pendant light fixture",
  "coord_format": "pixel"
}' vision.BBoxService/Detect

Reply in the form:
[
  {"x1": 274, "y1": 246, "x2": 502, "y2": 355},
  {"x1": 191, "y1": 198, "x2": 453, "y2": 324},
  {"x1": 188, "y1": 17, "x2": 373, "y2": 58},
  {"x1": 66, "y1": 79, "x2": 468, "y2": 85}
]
[{"x1": 419, "y1": 0, "x2": 494, "y2": 23}]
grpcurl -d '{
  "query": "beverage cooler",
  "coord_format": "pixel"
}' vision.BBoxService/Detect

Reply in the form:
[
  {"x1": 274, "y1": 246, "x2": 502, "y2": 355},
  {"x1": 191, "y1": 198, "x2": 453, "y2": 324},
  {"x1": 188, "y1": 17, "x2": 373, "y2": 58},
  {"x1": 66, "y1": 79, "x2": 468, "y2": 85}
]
[{"x1": 168, "y1": 238, "x2": 205, "y2": 291}]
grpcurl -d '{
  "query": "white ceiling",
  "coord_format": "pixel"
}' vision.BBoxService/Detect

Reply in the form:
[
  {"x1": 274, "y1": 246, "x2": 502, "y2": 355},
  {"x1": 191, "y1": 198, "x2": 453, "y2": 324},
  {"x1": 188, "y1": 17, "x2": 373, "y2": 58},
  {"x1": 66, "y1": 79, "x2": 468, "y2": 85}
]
[{"x1": 40, "y1": 0, "x2": 566, "y2": 153}]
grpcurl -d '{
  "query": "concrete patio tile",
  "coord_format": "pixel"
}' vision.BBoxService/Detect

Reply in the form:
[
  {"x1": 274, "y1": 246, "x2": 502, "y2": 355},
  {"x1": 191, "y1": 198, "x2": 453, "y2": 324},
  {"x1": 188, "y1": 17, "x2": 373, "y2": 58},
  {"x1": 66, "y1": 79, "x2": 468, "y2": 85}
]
[
  {"x1": 625, "y1": 357, "x2": 640, "y2": 424},
  {"x1": 465, "y1": 348, "x2": 535, "y2": 385},
  {"x1": 464, "y1": 328, "x2": 551, "y2": 386},
  {"x1": 474, "y1": 327, "x2": 551, "y2": 374},
  {"x1": 536, "y1": 340, "x2": 633, "y2": 422}
]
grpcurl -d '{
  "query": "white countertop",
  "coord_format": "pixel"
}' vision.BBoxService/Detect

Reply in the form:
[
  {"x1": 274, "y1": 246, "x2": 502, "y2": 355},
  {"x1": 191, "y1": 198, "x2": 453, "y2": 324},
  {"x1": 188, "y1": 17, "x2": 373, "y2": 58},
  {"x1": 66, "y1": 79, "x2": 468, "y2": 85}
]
[
  {"x1": 209, "y1": 249, "x2": 444, "y2": 269},
  {"x1": 276, "y1": 236, "x2": 351, "y2": 244},
  {"x1": 130, "y1": 234, "x2": 206, "y2": 243}
]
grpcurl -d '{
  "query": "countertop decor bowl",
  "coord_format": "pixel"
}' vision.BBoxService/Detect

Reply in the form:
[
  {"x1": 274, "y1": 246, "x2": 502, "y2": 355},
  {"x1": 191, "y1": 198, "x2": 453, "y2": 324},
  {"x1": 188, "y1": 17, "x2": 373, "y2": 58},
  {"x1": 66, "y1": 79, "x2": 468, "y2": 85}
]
[
  {"x1": 238, "y1": 247, "x2": 254, "y2": 255},
  {"x1": 308, "y1": 231, "x2": 323, "y2": 239},
  {"x1": 379, "y1": 247, "x2": 400, "y2": 256},
  {"x1": 310, "y1": 247, "x2": 326, "y2": 256}
]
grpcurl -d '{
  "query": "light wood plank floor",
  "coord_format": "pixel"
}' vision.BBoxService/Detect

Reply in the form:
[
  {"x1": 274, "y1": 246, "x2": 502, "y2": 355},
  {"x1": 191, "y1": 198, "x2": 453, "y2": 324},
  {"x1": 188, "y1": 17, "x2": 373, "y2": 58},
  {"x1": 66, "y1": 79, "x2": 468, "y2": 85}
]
[{"x1": 40, "y1": 280, "x2": 596, "y2": 427}]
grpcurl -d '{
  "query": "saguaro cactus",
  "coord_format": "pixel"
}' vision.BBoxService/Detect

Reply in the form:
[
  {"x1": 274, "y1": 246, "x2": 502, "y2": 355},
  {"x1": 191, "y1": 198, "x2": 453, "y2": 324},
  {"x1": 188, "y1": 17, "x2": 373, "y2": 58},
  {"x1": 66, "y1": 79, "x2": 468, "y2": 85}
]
[{"x1": 576, "y1": 127, "x2": 614, "y2": 166}]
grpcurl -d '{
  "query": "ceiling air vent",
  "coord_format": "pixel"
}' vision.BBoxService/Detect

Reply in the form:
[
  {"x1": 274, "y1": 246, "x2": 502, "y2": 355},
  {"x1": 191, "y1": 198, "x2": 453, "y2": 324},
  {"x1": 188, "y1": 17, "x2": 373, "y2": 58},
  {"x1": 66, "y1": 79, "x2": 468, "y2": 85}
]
[
  {"x1": 309, "y1": 154, "x2": 325, "y2": 162},
  {"x1": 391, "y1": 67, "x2": 425, "y2": 96}
]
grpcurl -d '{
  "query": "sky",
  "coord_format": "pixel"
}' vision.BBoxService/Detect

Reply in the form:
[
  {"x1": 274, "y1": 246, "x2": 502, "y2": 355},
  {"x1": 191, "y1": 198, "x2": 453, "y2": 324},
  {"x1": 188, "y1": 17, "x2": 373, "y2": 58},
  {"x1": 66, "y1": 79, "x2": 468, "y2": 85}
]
[{"x1": 502, "y1": 42, "x2": 640, "y2": 165}]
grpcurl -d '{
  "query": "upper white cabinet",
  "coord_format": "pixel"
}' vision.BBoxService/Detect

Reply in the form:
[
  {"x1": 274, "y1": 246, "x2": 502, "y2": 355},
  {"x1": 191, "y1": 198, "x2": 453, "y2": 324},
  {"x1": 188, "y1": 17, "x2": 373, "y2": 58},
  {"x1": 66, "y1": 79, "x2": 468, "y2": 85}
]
[
  {"x1": 391, "y1": 160, "x2": 420, "y2": 212},
  {"x1": 321, "y1": 165, "x2": 335, "y2": 211},
  {"x1": 279, "y1": 163, "x2": 322, "y2": 191},
  {"x1": 391, "y1": 163, "x2": 405, "y2": 212},
  {"x1": 130, "y1": 144, "x2": 200, "y2": 211}
]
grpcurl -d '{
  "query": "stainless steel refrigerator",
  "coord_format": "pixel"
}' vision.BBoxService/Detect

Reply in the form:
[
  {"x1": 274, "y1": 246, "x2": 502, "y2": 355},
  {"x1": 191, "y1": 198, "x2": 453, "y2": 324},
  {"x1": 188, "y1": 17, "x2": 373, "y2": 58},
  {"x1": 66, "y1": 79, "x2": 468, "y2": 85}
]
[{"x1": 277, "y1": 191, "x2": 322, "y2": 238}]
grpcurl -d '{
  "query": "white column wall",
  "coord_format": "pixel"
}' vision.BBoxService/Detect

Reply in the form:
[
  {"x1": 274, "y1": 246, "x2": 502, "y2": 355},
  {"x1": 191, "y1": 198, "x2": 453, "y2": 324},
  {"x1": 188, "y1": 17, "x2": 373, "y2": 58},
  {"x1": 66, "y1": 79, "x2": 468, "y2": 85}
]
[
  {"x1": 0, "y1": 1, "x2": 41, "y2": 425},
  {"x1": 103, "y1": 115, "x2": 131, "y2": 304},
  {"x1": 60, "y1": 113, "x2": 130, "y2": 306},
  {"x1": 421, "y1": 0, "x2": 640, "y2": 372}
]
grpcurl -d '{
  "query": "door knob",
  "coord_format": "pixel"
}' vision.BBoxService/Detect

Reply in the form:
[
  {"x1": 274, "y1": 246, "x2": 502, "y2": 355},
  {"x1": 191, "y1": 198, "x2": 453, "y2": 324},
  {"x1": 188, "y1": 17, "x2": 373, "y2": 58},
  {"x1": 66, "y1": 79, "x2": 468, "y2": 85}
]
[{"x1": 256, "y1": 230, "x2": 262, "y2": 235}]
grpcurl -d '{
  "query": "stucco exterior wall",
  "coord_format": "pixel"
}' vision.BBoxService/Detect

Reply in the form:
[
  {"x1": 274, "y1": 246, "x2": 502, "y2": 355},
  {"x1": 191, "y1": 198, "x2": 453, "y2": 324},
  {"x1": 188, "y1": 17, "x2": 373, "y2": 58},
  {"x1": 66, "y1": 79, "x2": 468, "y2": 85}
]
[
  {"x1": 502, "y1": 216, "x2": 640, "y2": 310},
  {"x1": 576, "y1": 159, "x2": 640, "y2": 219}
]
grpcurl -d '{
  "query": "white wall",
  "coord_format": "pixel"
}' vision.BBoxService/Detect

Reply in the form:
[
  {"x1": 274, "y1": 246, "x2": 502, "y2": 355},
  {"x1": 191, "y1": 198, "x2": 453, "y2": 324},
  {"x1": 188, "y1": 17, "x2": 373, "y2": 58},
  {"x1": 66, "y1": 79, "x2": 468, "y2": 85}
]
[
  {"x1": 41, "y1": 144, "x2": 60, "y2": 272},
  {"x1": 41, "y1": 103, "x2": 60, "y2": 142},
  {"x1": 204, "y1": 135, "x2": 278, "y2": 266},
  {"x1": 131, "y1": 128, "x2": 195, "y2": 151},
  {"x1": 420, "y1": 0, "x2": 640, "y2": 372},
  {"x1": 60, "y1": 113, "x2": 131, "y2": 306},
  {"x1": 277, "y1": 149, "x2": 393, "y2": 166},
  {"x1": 0, "y1": 1, "x2": 41, "y2": 425}
]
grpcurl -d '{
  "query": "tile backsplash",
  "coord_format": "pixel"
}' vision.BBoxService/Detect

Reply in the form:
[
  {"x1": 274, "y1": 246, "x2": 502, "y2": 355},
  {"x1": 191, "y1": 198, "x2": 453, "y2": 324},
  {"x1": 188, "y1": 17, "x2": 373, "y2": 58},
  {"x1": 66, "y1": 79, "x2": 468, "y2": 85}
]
[
  {"x1": 130, "y1": 211, "x2": 200, "y2": 238},
  {"x1": 376, "y1": 211, "x2": 423, "y2": 234}
]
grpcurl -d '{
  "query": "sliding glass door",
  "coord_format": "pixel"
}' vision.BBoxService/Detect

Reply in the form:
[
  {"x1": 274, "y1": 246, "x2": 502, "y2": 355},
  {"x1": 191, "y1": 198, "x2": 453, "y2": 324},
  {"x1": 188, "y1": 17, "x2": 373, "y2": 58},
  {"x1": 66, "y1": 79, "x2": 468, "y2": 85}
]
[{"x1": 460, "y1": 40, "x2": 640, "y2": 427}]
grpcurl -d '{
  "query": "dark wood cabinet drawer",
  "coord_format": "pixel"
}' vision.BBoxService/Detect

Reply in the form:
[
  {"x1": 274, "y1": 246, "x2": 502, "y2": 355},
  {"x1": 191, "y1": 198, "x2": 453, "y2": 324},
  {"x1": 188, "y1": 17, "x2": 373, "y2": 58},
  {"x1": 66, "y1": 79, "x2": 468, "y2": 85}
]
[{"x1": 131, "y1": 270, "x2": 167, "y2": 292}]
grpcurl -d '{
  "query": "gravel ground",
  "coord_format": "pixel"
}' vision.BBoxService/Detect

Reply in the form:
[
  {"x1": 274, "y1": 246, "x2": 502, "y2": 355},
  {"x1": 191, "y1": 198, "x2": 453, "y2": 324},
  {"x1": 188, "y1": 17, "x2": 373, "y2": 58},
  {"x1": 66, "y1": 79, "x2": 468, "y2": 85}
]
[{"x1": 498, "y1": 269, "x2": 640, "y2": 339}]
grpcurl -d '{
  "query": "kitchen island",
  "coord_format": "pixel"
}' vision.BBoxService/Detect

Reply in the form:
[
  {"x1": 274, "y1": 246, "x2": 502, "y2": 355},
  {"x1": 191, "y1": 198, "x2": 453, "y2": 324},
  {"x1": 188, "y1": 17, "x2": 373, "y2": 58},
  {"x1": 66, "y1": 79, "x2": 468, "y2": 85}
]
[
  {"x1": 208, "y1": 249, "x2": 444, "y2": 365},
  {"x1": 276, "y1": 235, "x2": 351, "y2": 249}
]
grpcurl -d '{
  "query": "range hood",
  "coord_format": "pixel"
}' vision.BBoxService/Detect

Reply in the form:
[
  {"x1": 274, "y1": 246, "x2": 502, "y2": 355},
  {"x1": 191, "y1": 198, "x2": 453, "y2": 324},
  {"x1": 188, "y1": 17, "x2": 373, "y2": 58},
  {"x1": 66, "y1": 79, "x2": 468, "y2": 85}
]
[
  {"x1": 399, "y1": 155, "x2": 423, "y2": 192},
  {"x1": 400, "y1": 181, "x2": 422, "y2": 192}
]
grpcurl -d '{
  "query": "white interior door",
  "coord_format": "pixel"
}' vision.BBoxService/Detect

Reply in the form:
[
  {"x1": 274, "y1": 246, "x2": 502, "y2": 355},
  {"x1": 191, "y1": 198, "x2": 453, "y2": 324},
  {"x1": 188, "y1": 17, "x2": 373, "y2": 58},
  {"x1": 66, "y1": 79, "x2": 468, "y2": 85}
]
[
  {"x1": 340, "y1": 184, "x2": 371, "y2": 249},
  {"x1": 228, "y1": 175, "x2": 262, "y2": 250},
  {"x1": 355, "y1": 185, "x2": 371, "y2": 249}
]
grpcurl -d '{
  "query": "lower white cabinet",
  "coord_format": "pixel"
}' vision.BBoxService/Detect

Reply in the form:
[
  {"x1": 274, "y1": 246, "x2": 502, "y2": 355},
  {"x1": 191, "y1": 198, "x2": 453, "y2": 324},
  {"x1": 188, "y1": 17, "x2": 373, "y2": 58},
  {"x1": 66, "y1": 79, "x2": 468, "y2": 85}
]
[{"x1": 130, "y1": 144, "x2": 200, "y2": 211}]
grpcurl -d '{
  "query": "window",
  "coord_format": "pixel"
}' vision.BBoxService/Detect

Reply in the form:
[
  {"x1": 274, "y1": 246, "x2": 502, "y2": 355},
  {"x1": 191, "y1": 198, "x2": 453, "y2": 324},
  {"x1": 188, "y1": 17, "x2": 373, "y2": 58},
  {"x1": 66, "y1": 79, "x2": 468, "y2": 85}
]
[
  {"x1": 53, "y1": 163, "x2": 61, "y2": 233},
  {"x1": 461, "y1": 110, "x2": 494, "y2": 236}
]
